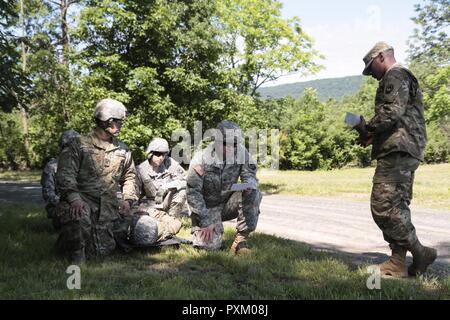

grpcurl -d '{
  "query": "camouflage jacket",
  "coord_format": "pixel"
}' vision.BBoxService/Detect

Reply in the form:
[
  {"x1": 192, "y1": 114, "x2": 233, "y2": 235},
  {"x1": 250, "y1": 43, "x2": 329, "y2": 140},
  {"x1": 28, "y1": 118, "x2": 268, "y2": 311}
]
[
  {"x1": 186, "y1": 143, "x2": 258, "y2": 227},
  {"x1": 41, "y1": 158, "x2": 59, "y2": 206},
  {"x1": 56, "y1": 131, "x2": 138, "y2": 222},
  {"x1": 366, "y1": 64, "x2": 427, "y2": 161},
  {"x1": 136, "y1": 157, "x2": 186, "y2": 200}
]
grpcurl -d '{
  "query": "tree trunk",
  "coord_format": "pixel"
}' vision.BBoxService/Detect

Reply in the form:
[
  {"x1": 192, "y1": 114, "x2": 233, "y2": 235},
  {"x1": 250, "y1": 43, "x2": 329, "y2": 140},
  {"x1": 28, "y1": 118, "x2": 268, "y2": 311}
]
[
  {"x1": 19, "y1": 105, "x2": 31, "y2": 168},
  {"x1": 19, "y1": 0, "x2": 31, "y2": 168},
  {"x1": 60, "y1": 0, "x2": 69, "y2": 66}
]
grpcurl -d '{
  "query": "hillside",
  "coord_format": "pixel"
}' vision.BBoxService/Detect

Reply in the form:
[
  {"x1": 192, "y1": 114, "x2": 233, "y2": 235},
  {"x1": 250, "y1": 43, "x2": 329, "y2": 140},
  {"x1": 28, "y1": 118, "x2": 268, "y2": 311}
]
[{"x1": 257, "y1": 75, "x2": 364, "y2": 100}]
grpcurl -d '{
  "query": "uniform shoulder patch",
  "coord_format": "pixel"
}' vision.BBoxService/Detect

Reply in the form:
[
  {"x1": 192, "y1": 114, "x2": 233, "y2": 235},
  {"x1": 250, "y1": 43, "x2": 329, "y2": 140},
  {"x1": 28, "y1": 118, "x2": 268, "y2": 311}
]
[
  {"x1": 193, "y1": 165, "x2": 204, "y2": 176},
  {"x1": 385, "y1": 83, "x2": 394, "y2": 94}
]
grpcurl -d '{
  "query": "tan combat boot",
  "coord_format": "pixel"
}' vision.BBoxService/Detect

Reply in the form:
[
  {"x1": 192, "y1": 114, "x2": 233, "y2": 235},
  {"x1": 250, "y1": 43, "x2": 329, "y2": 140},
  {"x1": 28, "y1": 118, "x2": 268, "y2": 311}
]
[
  {"x1": 230, "y1": 232, "x2": 251, "y2": 255},
  {"x1": 408, "y1": 240, "x2": 437, "y2": 277},
  {"x1": 372, "y1": 247, "x2": 408, "y2": 278}
]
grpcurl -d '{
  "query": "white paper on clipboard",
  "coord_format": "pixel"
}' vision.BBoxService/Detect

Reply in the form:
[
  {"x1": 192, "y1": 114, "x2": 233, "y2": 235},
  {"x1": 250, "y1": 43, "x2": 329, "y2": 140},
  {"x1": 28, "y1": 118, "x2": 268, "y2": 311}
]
[{"x1": 344, "y1": 112, "x2": 361, "y2": 127}]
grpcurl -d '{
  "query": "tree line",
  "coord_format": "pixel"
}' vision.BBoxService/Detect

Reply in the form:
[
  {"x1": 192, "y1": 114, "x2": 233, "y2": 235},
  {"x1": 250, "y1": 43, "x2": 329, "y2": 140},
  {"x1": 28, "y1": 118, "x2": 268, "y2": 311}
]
[{"x1": 0, "y1": 0, "x2": 448, "y2": 170}]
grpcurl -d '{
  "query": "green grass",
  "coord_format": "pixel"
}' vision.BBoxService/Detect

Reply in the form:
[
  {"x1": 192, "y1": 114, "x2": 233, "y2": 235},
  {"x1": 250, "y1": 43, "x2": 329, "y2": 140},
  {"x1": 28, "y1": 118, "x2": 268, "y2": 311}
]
[
  {"x1": 2, "y1": 164, "x2": 449, "y2": 209},
  {"x1": 0, "y1": 170, "x2": 41, "y2": 181},
  {"x1": 0, "y1": 202, "x2": 448, "y2": 299},
  {"x1": 258, "y1": 163, "x2": 450, "y2": 209}
]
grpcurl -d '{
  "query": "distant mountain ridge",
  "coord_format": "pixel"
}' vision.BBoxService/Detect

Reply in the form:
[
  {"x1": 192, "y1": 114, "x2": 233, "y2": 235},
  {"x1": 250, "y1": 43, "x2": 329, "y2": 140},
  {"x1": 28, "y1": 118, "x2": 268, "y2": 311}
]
[{"x1": 257, "y1": 75, "x2": 364, "y2": 100}]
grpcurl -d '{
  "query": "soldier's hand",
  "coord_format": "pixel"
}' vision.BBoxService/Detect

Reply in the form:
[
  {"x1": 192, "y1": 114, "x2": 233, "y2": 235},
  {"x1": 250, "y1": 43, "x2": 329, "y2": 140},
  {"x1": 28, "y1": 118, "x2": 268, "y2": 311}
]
[
  {"x1": 356, "y1": 133, "x2": 373, "y2": 147},
  {"x1": 199, "y1": 224, "x2": 216, "y2": 243},
  {"x1": 70, "y1": 199, "x2": 87, "y2": 219},
  {"x1": 120, "y1": 200, "x2": 131, "y2": 216},
  {"x1": 353, "y1": 115, "x2": 367, "y2": 135}
]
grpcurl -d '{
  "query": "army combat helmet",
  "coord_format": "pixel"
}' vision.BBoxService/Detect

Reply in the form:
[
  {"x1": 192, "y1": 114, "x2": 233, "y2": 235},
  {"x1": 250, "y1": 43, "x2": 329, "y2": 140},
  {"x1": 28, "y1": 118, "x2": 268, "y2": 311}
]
[
  {"x1": 130, "y1": 215, "x2": 159, "y2": 246},
  {"x1": 146, "y1": 137, "x2": 170, "y2": 156},
  {"x1": 93, "y1": 98, "x2": 127, "y2": 135},
  {"x1": 59, "y1": 129, "x2": 80, "y2": 149},
  {"x1": 94, "y1": 98, "x2": 127, "y2": 121}
]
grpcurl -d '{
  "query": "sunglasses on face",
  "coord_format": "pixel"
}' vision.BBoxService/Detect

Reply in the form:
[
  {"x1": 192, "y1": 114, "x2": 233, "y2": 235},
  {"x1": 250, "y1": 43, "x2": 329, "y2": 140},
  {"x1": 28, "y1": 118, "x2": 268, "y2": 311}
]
[{"x1": 109, "y1": 118, "x2": 123, "y2": 126}]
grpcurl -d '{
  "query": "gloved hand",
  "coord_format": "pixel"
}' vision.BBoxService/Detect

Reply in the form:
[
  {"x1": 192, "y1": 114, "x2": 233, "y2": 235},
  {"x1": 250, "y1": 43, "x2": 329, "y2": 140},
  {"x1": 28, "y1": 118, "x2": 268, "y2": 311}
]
[
  {"x1": 356, "y1": 133, "x2": 373, "y2": 147},
  {"x1": 353, "y1": 115, "x2": 372, "y2": 147}
]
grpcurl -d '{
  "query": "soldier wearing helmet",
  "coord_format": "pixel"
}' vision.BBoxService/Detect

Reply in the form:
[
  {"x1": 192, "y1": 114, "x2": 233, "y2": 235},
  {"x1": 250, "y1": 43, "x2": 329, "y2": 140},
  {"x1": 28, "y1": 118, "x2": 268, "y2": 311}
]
[
  {"x1": 113, "y1": 212, "x2": 183, "y2": 252},
  {"x1": 55, "y1": 98, "x2": 138, "y2": 263},
  {"x1": 136, "y1": 138, "x2": 187, "y2": 218},
  {"x1": 40, "y1": 129, "x2": 80, "y2": 231},
  {"x1": 186, "y1": 120, "x2": 262, "y2": 254}
]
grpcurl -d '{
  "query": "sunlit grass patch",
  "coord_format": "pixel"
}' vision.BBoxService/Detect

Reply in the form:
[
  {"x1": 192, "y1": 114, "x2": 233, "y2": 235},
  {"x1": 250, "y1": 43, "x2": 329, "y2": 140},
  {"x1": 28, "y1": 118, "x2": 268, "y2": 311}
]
[
  {"x1": 258, "y1": 163, "x2": 450, "y2": 209},
  {"x1": 0, "y1": 170, "x2": 41, "y2": 181},
  {"x1": 0, "y1": 202, "x2": 448, "y2": 299}
]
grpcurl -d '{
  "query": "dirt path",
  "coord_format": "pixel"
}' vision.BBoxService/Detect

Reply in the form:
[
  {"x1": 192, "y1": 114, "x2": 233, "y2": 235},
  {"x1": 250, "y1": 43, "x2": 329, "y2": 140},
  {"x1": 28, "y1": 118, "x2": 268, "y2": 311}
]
[
  {"x1": 258, "y1": 194, "x2": 450, "y2": 273},
  {"x1": 0, "y1": 181, "x2": 43, "y2": 204},
  {"x1": 1, "y1": 181, "x2": 449, "y2": 273}
]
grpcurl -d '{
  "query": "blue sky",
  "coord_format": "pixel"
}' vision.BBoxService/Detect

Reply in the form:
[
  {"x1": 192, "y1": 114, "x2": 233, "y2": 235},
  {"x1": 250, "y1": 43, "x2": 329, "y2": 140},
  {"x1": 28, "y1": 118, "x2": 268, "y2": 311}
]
[{"x1": 265, "y1": 0, "x2": 419, "y2": 86}]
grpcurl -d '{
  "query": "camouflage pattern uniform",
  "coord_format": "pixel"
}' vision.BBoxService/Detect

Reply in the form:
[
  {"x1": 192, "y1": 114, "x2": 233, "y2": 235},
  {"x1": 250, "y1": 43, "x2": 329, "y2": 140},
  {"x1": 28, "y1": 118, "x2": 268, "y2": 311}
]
[
  {"x1": 186, "y1": 142, "x2": 262, "y2": 250},
  {"x1": 41, "y1": 158, "x2": 60, "y2": 229},
  {"x1": 367, "y1": 64, "x2": 426, "y2": 250},
  {"x1": 55, "y1": 131, "x2": 138, "y2": 258},
  {"x1": 41, "y1": 130, "x2": 80, "y2": 231},
  {"x1": 113, "y1": 212, "x2": 181, "y2": 252},
  {"x1": 136, "y1": 156, "x2": 187, "y2": 217}
]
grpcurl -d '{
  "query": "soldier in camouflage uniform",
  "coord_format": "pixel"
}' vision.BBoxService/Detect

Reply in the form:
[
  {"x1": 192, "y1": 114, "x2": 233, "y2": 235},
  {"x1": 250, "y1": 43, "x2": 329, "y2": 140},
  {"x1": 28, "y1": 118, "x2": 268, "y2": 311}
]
[
  {"x1": 113, "y1": 212, "x2": 182, "y2": 252},
  {"x1": 354, "y1": 42, "x2": 437, "y2": 277},
  {"x1": 186, "y1": 120, "x2": 262, "y2": 254},
  {"x1": 136, "y1": 138, "x2": 187, "y2": 218},
  {"x1": 55, "y1": 98, "x2": 138, "y2": 263},
  {"x1": 41, "y1": 130, "x2": 80, "y2": 230}
]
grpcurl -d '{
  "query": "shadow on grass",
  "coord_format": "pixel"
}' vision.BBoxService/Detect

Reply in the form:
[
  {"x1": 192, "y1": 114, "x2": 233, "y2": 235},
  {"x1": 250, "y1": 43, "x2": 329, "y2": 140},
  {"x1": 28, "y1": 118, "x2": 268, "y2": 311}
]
[
  {"x1": 0, "y1": 201, "x2": 448, "y2": 299},
  {"x1": 259, "y1": 182, "x2": 285, "y2": 195}
]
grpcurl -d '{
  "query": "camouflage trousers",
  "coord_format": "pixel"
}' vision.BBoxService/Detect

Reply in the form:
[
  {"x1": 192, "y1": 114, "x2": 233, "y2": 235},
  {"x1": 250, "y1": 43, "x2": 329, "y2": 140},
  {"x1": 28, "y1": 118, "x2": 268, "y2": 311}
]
[
  {"x1": 132, "y1": 202, "x2": 182, "y2": 242},
  {"x1": 141, "y1": 189, "x2": 188, "y2": 218},
  {"x1": 45, "y1": 203, "x2": 61, "y2": 231},
  {"x1": 163, "y1": 189, "x2": 188, "y2": 217},
  {"x1": 371, "y1": 152, "x2": 419, "y2": 250},
  {"x1": 55, "y1": 201, "x2": 120, "y2": 258},
  {"x1": 191, "y1": 189, "x2": 262, "y2": 250}
]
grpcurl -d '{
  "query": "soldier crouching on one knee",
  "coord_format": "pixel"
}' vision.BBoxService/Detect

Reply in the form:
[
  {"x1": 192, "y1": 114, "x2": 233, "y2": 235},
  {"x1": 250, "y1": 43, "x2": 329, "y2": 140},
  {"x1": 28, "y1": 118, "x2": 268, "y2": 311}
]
[
  {"x1": 136, "y1": 138, "x2": 188, "y2": 218},
  {"x1": 186, "y1": 120, "x2": 262, "y2": 254},
  {"x1": 55, "y1": 98, "x2": 139, "y2": 264},
  {"x1": 41, "y1": 129, "x2": 80, "y2": 231}
]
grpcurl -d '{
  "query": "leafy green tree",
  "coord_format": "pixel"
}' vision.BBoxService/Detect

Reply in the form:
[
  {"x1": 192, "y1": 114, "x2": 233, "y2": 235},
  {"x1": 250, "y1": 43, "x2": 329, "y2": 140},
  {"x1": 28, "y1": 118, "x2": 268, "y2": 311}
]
[
  {"x1": 407, "y1": 0, "x2": 449, "y2": 163},
  {"x1": 71, "y1": 0, "x2": 232, "y2": 161},
  {"x1": 408, "y1": 0, "x2": 449, "y2": 65},
  {"x1": 0, "y1": 0, "x2": 28, "y2": 112},
  {"x1": 408, "y1": 0, "x2": 449, "y2": 123},
  {"x1": 424, "y1": 122, "x2": 450, "y2": 163},
  {"x1": 422, "y1": 65, "x2": 450, "y2": 123},
  {"x1": 279, "y1": 88, "x2": 326, "y2": 170},
  {"x1": 216, "y1": 0, "x2": 322, "y2": 96}
]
